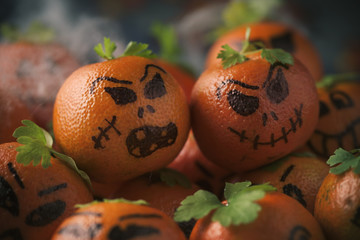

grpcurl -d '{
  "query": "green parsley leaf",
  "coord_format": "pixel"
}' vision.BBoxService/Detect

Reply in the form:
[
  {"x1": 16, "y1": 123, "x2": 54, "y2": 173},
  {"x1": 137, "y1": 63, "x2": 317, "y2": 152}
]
[
  {"x1": 75, "y1": 198, "x2": 149, "y2": 208},
  {"x1": 94, "y1": 37, "x2": 117, "y2": 60},
  {"x1": 316, "y1": 73, "x2": 360, "y2": 90},
  {"x1": 327, "y1": 148, "x2": 360, "y2": 175},
  {"x1": 261, "y1": 48, "x2": 294, "y2": 65},
  {"x1": 121, "y1": 41, "x2": 156, "y2": 59},
  {"x1": 174, "y1": 190, "x2": 222, "y2": 222},
  {"x1": 13, "y1": 120, "x2": 92, "y2": 189},
  {"x1": 151, "y1": 22, "x2": 180, "y2": 63},
  {"x1": 217, "y1": 44, "x2": 249, "y2": 69},
  {"x1": 174, "y1": 181, "x2": 276, "y2": 226},
  {"x1": 158, "y1": 168, "x2": 191, "y2": 188}
]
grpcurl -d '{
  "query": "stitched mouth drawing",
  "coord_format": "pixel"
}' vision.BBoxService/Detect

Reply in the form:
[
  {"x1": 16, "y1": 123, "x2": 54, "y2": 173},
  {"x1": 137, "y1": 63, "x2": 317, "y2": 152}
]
[
  {"x1": 307, "y1": 117, "x2": 360, "y2": 158},
  {"x1": 228, "y1": 104, "x2": 303, "y2": 150},
  {"x1": 126, "y1": 122, "x2": 178, "y2": 158}
]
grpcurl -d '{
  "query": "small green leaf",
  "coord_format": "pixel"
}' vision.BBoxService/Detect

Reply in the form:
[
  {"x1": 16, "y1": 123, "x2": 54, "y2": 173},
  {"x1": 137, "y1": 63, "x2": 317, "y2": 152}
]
[
  {"x1": 217, "y1": 44, "x2": 249, "y2": 69},
  {"x1": 327, "y1": 148, "x2": 360, "y2": 175},
  {"x1": 158, "y1": 168, "x2": 191, "y2": 188},
  {"x1": 261, "y1": 48, "x2": 294, "y2": 65},
  {"x1": 15, "y1": 137, "x2": 52, "y2": 168},
  {"x1": 174, "y1": 190, "x2": 222, "y2": 222},
  {"x1": 50, "y1": 150, "x2": 92, "y2": 190},
  {"x1": 75, "y1": 198, "x2": 149, "y2": 208},
  {"x1": 13, "y1": 120, "x2": 47, "y2": 145},
  {"x1": 94, "y1": 37, "x2": 117, "y2": 60},
  {"x1": 121, "y1": 41, "x2": 156, "y2": 59},
  {"x1": 316, "y1": 73, "x2": 360, "y2": 89},
  {"x1": 174, "y1": 181, "x2": 276, "y2": 227}
]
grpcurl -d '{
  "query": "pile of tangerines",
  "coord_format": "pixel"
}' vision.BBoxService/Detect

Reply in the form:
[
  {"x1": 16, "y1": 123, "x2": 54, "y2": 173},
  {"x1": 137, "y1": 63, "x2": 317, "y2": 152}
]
[{"x1": 1, "y1": 21, "x2": 360, "y2": 240}]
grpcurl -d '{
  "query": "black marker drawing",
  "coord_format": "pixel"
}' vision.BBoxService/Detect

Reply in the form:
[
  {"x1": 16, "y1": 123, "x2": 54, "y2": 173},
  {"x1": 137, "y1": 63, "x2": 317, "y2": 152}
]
[
  {"x1": 90, "y1": 76, "x2": 133, "y2": 94},
  {"x1": 107, "y1": 224, "x2": 160, "y2": 240},
  {"x1": 144, "y1": 72, "x2": 167, "y2": 99},
  {"x1": 25, "y1": 200, "x2": 66, "y2": 226},
  {"x1": 105, "y1": 87, "x2": 137, "y2": 106},
  {"x1": 7, "y1": 162, "x2": 25, "y2": 189},
  {"x1": 351, "y1": 206, "x2": 360, "y2": 228},
  {"x1": 282, "y1": 184, "x2": 306, "y2": 207},
  {"x1": 38, "y1": 183, "x2": 67, "y2": 197},
  {"x1": 270, "y1": 31, "x2": 295, "y2": 53},
  {"x1": 288, "y1": 225, "x2": 311, "y2": 240},
  {"x1": 229, "y1": 104, "x2": 303, "y2": 149},
  {"x1": 280, "y1": 165, "x2": 295, "y2": 182},
  {"x1": 139, "y1": 64, "x2": 167, "y2": 82},
  {"x1": 0, "y1": 228, "x2": 23, "y2": 240},
  {"x1": 0, "y1": 176, "x2": 19, "y2": 216},
  {"x1": 57, "y1": 223, "x2": 103, "y2": 239},
  {"x1": 126, "y1": 122, "x2": 177, "y2": 158},
  {"x1": 92, "y1": 116, "x2": 121, "y2": 150},
  {"x1": 263, "y1": 64, "x2": 289, "y2": 104}
]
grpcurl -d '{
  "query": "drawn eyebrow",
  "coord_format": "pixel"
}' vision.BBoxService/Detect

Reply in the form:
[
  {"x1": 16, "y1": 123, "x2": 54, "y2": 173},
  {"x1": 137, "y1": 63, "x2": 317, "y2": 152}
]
[
  {"x1": 139, "y1": 64, "x2": 167, "y2": 82},
  {"x1": 119, "y1": 213, "x2": 163, "y2": 221},
  {"x1": 90, "y1": 76, "x2": 133, "y2": 93},
  {"x1": 216, "y1": 79, "x2": 259, "y2": 99},
  {"x1": 38, "y1": 183, "x2": 67, "y2": 197},
  {"x1": 7, "y1": 162, "x2": 24, "y2": 189}
]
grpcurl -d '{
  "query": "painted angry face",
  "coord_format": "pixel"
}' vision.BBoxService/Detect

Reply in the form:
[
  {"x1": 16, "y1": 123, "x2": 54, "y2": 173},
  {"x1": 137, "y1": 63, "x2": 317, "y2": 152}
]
[
  {"x1": 307, "y1": 82, "x2": 360, "y2": 158},
  {"x1": 89, "y1": 64, "x2": 178, "y2": 158},
  {"x1": 51, "y1": 203, "x2": 186, "y2": 240}
]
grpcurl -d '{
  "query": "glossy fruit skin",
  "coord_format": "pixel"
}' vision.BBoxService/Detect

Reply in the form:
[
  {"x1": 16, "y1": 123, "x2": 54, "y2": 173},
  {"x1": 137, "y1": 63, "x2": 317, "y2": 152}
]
[
  {"x1": 206, "y1": 22, "x2": 323, "y2": 82},
  {"x1": 314, "y1": 170, "x2": 360, "y2": 240},
  {"x1": 51, "y1": 202, "x2": 186, "y2": 240},
  {"x1": 53, "y1": 56, "x2": 190, "y2": 184},
  {"x1": 191, "y1": 54, "x2": 319, "y2": 174},
  {"x1": 0, "y1": 142, "x2": 93, "y2": 240},
  {"x1": 155, "y1": 59, "x2": 196, "y2": 105},
  {"x1": 0, "y1": 90, "x2": 34, "y2": 144},
  {"x1": 189, "y1": 192, "x2": 325, "y2": 240},
  {"x1": 306, "y1": 81, "x2": 360, "y2": 159},
  {"x1": 168, "y1": 131, "x2": 234, "y2": 197},
  {"x1": 110, "y1": 171, "x2": 199, "y2": 218},
  {"x1": 0, "y1": 42, "x2": 80, "y2": 128},
  {"x1": 230, "y1": 154, "x2": 329, "y2": 213}
]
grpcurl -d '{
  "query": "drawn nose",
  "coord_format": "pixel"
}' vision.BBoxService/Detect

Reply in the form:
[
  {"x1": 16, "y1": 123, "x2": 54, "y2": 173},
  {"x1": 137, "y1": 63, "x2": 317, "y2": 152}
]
[{"x1": 138, "y1": 105, "x2": 156, "y2": 118}]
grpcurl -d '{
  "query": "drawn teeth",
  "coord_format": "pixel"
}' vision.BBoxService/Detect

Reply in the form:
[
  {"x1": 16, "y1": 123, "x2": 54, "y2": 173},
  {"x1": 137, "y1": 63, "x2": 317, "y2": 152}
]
[
  {"x1": 149, "y1": 144, "x2": 157, "y2": 151},
  {"x1": 136, "y1": 130, "x2": 146, "y2": 140}
]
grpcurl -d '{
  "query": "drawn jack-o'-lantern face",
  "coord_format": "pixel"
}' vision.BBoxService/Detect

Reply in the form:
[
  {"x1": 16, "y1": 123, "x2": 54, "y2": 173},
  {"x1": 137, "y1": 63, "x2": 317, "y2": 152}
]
[
  {"x1": 191, "y1": 56, "x2": 319, "y2": 173},
  {"x1": 0, "y1": 142, "x2": 93, "y2": 240},
  {"x1": 306, "y1": 81, "x2": 360, "y2": 158},
  {"x1": 205, "y1": 22, "x2": 323, "y2": 82},
  {"x1": 51, "y1": 202, "x2": 186, "y2": 240},
  {"x1": 53, "y1": 56, "x2": 190, "y2": 184}
]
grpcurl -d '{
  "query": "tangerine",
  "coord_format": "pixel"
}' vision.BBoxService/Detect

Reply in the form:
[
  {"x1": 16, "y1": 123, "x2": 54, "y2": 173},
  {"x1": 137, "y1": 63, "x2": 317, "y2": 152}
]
[{"x1": 206, "y1": 22, "x2": 323, "y2": 81}]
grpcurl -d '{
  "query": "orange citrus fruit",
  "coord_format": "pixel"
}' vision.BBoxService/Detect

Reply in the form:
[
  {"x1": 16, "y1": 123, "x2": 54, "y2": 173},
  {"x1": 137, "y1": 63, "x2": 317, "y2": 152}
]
[
  {"x1": 191, "y1": 52, "x2": 319, "y2": 173},
  {"x1": 230, "y1": 153, "x2": 329, "y2": 213},
  {"x1": 206, "y1": 22, "x2": 324, "y2": 82},
  {"x1": 190, "y1": 192, "x2": 325, "y2": 240},
  {"x1": 0, "y1": 142, "x2": 93, "y2": 240},
  {"x1": 53, "y1": 54, "x2": 190, "y2": 184},
  {"x1": 51, "y1": 201, "x2": 186, "y2": 240}
]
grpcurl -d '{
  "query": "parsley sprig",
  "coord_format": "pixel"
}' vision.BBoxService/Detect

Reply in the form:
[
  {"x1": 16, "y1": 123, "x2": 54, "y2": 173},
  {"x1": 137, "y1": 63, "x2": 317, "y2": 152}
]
[
  {"x1": 174, "y1": 181, "x2": 276, "y2": 227},
  {"x1": 316, "y1": 73, "x2": 360, "y2": 90},
  {"x1": 75, "y1": 198, "x2": 149, "y2": 208},
  {"x1": 217, "y1": 27, "x2": 294, "y2": 69},
  {"x1": 94, "y1": 38, "x2": 156, "y2": 60},
  {"x1": 327, "y1": 148, "x2": 360, "y2": 175},
  {"x1": 13, "y1": 120, "x2": 92, "y2": 189}
]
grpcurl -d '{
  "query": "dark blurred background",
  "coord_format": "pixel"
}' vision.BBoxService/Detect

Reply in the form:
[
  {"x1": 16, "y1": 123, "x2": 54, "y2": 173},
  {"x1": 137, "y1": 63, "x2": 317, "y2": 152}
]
[{"x1": 1, "y1": 0, "x2": 359, "y2": 76}]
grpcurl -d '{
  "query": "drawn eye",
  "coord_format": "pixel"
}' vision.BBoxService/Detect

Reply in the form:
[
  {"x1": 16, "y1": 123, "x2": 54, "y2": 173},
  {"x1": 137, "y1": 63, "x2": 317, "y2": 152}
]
[
  {"x1": 144, "y1": 73, "x2": 167, "y2": 99},
  {"x1": 0, "y1": 176, "x2": 19, "y2": 216},
  {"x1": 227, "y1": 89, "x2": 259, "y2": 116},
  {"x1": 105, "y1": 87, "x2": 137, "y2": 105},
  {"x1": 270, "y1": 31, "x2": 295, "y2": 53},
  {"x1": 330, "y1": 90, "x2": 354, "y2": 110},
  {"x1": 25, "y1": 200, "x2": 66, "y2": 226},
  {"x1": 266, "y1": 68, "x2": 289, "y2": 104},
  {"x1": 319, "y1": 100, "x2": 330, "y2": 117}
]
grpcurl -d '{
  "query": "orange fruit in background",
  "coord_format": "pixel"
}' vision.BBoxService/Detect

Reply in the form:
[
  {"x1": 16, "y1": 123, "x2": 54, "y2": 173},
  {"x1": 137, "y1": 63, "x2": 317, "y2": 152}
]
[
  {"x1": 205, "y1": 22, "x2": 324, "y2": 82},
  {"x1": 191, "y1": 53, "x2": 319, "y2": 174},
  {"x1": 0, "y1": 42, "x2": 80, "y2": 128},
  {"x1": 53, "y1": 56, "x2": 190, "y2": 184},
  {"x1": 0, "y1": 89, "x2": 34, "y2": 144},
  {"x1": 230, "y1": 153, "x2": 329, "y2": 213},
  {"x1": 168, "y1": 131, "x2": 234, "y2": 197},
  {"x1": 314, "y1": 170, "x2": 360, "y2": 240},
  {"x1": 155, "y1": 59, "x2": 196, "y2": 104},
  {"x1": 306, "y1": 80, "x2": 360, "y2": 159},
  {"x1": 189, "y1": 192, "x2": 325, "y2": 240},
  {"x1": 0, "y1": 142, "x2": 93, "y2": 240},
  {"x1": 51, "y1": 201, "x2": 186, "y2": 240}
]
